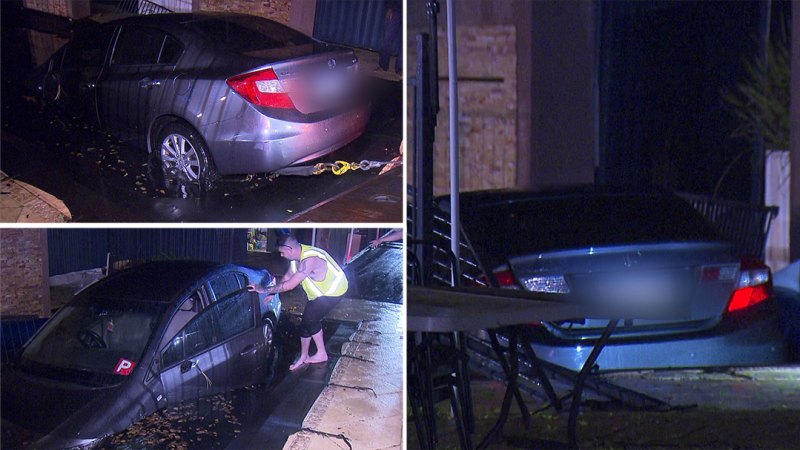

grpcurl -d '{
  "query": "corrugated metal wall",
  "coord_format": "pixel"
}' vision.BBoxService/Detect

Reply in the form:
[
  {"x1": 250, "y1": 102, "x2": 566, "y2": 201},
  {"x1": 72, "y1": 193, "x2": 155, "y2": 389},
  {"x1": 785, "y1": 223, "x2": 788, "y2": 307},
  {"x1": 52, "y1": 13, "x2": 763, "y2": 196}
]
[
  {"x1": 47, "y1": 229, "x2": 109, "y2": 275},
  {"x1": 47, "y1": 229, "x2": 248, "y2": 275},
  {"x1": 313, "y1": 0, "x2": 388, "y2": 51}
]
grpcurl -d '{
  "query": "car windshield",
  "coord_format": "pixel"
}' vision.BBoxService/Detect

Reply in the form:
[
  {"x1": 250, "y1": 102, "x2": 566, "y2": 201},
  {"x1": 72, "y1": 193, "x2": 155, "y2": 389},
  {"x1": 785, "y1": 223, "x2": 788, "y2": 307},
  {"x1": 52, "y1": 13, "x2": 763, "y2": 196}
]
[
  {"x1": 20, "y1": 297, "x2": 167, "y2": 385},
  {"x1": 465, "y1": 192, "x2": 721, "y2": 259},
  {"x1": 186, "y1": 16, "x2": 314, "y2": 53}
]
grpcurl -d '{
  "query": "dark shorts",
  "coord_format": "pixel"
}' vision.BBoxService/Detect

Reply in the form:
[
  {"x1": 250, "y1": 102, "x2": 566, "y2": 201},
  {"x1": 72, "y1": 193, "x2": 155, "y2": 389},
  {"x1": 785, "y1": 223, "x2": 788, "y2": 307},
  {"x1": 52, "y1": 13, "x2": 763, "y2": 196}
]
[{"x1": 300, "y1": 295, "x2": 342, "y2": 337}]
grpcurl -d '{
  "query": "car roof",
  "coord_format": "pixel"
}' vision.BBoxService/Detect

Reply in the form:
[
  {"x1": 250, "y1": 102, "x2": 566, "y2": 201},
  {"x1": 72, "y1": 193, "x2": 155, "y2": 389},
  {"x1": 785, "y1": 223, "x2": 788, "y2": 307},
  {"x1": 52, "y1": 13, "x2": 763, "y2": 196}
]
[
  {"x1": 104, "y1": 11, "x2": 277, "y2": 28},
  {"x1": 435, "y1": 185, "x2": 723, "y2": 270},
  {"x1": 438, "y1": 184, "x2": 676, "y2": 210},
  {"x1": 79, "y1": 260, "x2": 238, "y2": 304}
]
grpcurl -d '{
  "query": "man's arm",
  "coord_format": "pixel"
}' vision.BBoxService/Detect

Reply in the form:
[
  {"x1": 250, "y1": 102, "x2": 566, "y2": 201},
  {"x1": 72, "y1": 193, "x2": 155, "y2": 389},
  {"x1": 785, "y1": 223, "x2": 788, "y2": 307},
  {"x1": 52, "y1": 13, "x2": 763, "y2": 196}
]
[
  {"x1": 249, "y1": 257, "x2": 323, "y2": 294},
  {"x1": 370, "y1": 229, "x2": 403, "y2": 248}
]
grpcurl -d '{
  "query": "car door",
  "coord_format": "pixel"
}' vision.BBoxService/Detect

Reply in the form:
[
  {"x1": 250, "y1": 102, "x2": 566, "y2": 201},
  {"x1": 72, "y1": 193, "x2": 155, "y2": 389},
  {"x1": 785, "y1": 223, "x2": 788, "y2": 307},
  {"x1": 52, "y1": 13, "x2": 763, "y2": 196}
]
[
  {"x1": 44, "y1": 26, "x2": 115, "y2": 122},
  {"x1": 207, "y1": 289, "x2": 267, "y2": 389},
  {"x1": 158, "y1": 294, "x2": 216, "y2": 405},
  {"x1": 98, "y1": 25, "x2": 182, "y2": 141},
  {"x1": 159, "y1": 289, "x2": 264, "y2": 405}
]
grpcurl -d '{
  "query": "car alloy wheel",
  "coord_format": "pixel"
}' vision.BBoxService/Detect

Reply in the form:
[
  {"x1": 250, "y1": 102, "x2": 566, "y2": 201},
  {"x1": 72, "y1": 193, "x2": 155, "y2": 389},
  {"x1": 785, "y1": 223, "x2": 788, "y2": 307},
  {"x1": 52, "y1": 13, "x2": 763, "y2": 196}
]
[
  {"x1": 157, "y1": 123, "x2": 216, "y2": 190},
  {"x1": 161, "y1": 133, "x2": 201, "y2": 181}
]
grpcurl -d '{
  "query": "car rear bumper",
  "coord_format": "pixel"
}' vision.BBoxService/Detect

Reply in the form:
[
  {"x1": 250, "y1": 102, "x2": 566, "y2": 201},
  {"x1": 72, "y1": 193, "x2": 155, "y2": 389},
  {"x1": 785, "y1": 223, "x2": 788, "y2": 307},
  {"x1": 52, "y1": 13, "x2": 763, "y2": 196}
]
[
  {"x1": 530, "y1": 308, "x2": 788, "y2": 372},
  {"x1": 200, "y1": 102, "x2": 371, "y2": 175}
]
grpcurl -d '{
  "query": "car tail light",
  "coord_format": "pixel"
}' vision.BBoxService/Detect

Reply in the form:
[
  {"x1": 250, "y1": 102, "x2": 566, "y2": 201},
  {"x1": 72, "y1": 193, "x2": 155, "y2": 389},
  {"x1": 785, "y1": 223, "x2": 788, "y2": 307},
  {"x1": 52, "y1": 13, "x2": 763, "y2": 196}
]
[
  {"x1": 493, "y1": 267, "x2": 520, "y2": 289},
  {"x1": 494, "y1": 267, "x2": 546, "y2": 327},
  {"x1": 226, "y1": 68, "x2": 295, "y2": 109},
  {"x1": 521, "y1": 275, "x2": 570, "y2": 294},
  {"x1": 727, "y1": 258, "x2": 773, "y2": 312}
]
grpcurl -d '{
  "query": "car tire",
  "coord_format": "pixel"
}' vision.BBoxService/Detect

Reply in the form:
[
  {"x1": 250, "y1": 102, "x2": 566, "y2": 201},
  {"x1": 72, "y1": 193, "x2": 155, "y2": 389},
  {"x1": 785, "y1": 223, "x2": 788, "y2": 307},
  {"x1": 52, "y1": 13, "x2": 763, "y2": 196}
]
[
  {"x1": 263, "y1": 318, "x2": 275, "y2": 361},
  {"x1": 157, "y1": 123, "x2": 217, "y2": 191},
  {"x1": 41, "y1": 73, "x2": 62, "y2": 103},
  {"x1": 262, "y1": 317, "x2": 278, "y2": 381}
]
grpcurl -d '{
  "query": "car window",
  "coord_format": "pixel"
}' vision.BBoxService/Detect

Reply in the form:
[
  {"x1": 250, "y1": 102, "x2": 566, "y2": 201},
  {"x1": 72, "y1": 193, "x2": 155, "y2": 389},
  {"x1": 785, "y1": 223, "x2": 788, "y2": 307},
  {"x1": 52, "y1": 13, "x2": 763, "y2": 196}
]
[
  {"x1": 160, "y1": 294, "x2": 201, "y2": 348},
  {"x1": 186, "y1": 17, "x2": 313, "y2": 53},
  {"x1": 209, "y1": 272, "x2": 246, "y2": 301},
  {"x1": 161, "y1": 303, "x2": 215, "y2": 368},
  {"x1": 111, "y1": 25, "x2": 181, "y2": 66},
  {"x1": 160, "y1": 290, "x2": 254, "y2": 369},
  {"x1": 464, "y1": 193, "x2": 722, "y2": 258},
  {"x1": 158, "y1": 34, "x2": 183, "y2": 64},
  {"x1": 63, "y1": 41, "x2": 103, "y2": 70},
  {"x1": 63, "y1": 27, "x2": 114, "y2": 70},
  {"x1": 215, "y1": 290, "x2": 255, "y2": 341}
]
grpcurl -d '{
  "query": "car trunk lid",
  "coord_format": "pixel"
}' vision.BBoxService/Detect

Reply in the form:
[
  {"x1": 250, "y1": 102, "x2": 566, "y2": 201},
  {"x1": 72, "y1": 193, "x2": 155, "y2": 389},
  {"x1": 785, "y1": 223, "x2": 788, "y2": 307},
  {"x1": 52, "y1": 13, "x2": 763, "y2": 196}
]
[
  {"x1": 237, "y1": 48, "x2": 361, "y2": 115},
  {"x1": 507, "y1": 242, "x2": 741, "y2": 339}
]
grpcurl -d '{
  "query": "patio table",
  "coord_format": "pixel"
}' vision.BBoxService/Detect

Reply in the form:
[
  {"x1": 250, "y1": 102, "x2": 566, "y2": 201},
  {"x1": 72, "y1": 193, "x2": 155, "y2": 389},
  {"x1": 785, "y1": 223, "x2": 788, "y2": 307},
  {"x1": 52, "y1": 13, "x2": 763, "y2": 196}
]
[{"x1": 408, "y1": 284, "x2": 690, "y2": 449}]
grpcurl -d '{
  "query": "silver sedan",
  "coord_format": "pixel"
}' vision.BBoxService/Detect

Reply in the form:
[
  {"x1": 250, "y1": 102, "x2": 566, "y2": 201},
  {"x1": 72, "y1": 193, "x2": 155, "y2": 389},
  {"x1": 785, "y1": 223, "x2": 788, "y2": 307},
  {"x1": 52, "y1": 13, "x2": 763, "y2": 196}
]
[{"x1": 37, "y1": 12, "x2": 370, "y2": 190}]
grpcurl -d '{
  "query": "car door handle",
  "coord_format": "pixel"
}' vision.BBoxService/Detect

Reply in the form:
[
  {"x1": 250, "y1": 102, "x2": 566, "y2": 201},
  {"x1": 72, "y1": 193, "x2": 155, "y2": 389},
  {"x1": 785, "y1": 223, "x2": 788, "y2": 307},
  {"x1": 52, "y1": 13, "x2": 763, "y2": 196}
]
[
  {"x1": 138, "y1": 78, "x2": 161, "y2": 88},
  {"x1": 239, "y1": 344, "x2": 258, "y2": 356}
]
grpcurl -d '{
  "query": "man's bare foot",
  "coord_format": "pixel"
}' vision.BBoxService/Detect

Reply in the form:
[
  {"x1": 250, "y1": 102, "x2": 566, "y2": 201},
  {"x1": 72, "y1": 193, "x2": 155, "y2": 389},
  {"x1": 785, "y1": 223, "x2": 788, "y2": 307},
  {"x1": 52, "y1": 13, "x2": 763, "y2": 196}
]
[
  {"x1": 289, "y1": 355, "x2": 308, "y2": 371},
  {"x1": 306, "y1": 353, "x2": 328, "y2": 364}
]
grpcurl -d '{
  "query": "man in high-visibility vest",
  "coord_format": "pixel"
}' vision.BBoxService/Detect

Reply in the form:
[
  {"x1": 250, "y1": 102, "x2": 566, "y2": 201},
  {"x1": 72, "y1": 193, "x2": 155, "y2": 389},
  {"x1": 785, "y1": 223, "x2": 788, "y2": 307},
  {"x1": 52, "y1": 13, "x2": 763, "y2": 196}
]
[{"x1": 248, "y1": 234, "x2": 348, "y2": 371}]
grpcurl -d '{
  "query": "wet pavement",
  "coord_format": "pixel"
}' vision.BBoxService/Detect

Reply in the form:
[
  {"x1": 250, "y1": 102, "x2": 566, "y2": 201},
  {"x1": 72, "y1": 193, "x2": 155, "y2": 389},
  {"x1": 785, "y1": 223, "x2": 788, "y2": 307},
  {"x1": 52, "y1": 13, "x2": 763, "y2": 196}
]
[
  {"x1": 0, "y1": 7, "x2": 403, "y2": 223},
  {"x1": 285, "y1": 165, "x2": 403, "y2": 223},
  {"x1": 409, "y1": 359, "x2": 800, "y2": 448},
  {"x1": 281, "y1": 295, "x2": 403, "y2": 450}
]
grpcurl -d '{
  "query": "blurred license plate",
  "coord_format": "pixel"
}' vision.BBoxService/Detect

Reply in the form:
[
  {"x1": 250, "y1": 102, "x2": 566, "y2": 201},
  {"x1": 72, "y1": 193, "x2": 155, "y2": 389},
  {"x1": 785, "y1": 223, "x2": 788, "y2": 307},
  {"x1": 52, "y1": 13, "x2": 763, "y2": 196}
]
[{"x1": 580, "y1": 272, "x2": 690, "y2": 319}]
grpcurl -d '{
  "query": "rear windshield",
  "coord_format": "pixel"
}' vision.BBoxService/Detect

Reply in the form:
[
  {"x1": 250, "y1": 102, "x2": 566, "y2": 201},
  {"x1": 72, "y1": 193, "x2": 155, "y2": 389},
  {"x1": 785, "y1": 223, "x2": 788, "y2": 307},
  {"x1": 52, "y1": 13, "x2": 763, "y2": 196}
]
[
  {"x1": 463, "y1": 193, "x2": 721, "y2": 259},
  {"x1": 185, "y1": 16, "x2": 314, "y2": 53}
]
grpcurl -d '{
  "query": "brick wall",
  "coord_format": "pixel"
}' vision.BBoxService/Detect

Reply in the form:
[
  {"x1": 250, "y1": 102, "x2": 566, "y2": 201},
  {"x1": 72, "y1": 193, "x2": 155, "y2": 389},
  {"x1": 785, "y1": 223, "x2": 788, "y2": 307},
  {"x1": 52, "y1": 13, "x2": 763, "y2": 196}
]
[
  {"x1": 23, "y1": 0, "x2": 90, "y2": 19},
  {"x1": 421, "y1": 25, "x2": 518, "y2": 195},
  {"x1": 200, "y1": 0, "x2": 291, "y2": 25},
  {"x1": 0, "y1": 229, "x2": 51, "y2": 318}
]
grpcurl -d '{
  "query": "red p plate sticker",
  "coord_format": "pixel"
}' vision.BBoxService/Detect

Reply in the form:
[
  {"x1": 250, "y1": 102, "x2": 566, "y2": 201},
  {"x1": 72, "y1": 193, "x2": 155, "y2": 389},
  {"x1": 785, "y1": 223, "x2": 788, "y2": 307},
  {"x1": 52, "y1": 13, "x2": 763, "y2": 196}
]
[{"x1": 114, "y1": 358, "x2": 136, "y2": 375}]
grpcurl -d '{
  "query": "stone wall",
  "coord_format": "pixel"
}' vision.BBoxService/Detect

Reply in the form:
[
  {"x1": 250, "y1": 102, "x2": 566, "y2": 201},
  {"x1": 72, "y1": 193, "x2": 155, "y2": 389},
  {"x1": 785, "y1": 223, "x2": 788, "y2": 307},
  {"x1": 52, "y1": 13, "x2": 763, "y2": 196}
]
[
  {"x1": 0, "y1": 229, "x2": 51, "y2": 318},
  {"x1": 200, "y1": 0, "x2": 291, "y2": 25}
]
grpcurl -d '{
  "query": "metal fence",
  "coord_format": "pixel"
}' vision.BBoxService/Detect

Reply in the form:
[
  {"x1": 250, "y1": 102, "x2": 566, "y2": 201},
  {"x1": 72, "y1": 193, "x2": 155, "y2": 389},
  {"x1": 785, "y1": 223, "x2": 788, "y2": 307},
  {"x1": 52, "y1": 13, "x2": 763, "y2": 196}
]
[
  {"x1": 678, "y1": 193, "x2": 779, "y2": 259},
  {"x1": 114, "y1": 0, "x2": 173, "y2": 15},
  {"x1": 314, "y1": 0, "x2": 388, "y2": 51},
  {"x1": 48, "y1": 229, "x2": 248, "y2": 276},
  {"x1": 1, "y1": 317, "x2": 47, "y2": 365}
]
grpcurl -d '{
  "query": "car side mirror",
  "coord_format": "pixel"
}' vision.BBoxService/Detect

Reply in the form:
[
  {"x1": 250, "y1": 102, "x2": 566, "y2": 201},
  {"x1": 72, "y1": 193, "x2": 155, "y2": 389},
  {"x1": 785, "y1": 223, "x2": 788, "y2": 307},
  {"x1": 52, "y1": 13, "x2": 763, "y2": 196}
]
[{"x1": 180, "y1": 360, "x2": 192, "y2": 374}]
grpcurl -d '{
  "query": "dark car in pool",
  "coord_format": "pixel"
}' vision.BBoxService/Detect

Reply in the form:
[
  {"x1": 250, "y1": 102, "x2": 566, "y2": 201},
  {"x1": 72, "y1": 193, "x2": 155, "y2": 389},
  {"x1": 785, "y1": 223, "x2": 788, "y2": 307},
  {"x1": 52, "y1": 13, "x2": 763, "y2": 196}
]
[
  {"x1": 430, "y1": 186, "x2": 787, "y2": 371},
  {"x1": 35, "y1": 12, "x2": 370, "y2": 189},
  {"x1": 1, "y1": 260, "x2": 280, "y2": 449}
]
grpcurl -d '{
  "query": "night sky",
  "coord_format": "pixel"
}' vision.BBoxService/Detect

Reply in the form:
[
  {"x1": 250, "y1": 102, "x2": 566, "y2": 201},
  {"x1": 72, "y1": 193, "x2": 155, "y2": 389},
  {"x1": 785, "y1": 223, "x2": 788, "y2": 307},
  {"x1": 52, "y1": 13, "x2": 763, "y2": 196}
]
[{"x1": 598, "y1": 0, "x2": 790, "y2": 202}]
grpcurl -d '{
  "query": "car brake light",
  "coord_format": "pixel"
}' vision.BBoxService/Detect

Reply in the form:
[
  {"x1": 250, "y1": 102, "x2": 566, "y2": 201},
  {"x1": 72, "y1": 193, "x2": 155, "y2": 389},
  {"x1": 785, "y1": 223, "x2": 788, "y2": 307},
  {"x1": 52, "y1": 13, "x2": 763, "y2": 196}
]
[
  {"x1": 727, "y1": 258, "x2": 773, "y2": 312},
  {"x1": 226, "y1": 68, "x2": 295, "y2": 109},
  {"x1": 493, "y1": 268, "x2": 519, "y2": 289}
]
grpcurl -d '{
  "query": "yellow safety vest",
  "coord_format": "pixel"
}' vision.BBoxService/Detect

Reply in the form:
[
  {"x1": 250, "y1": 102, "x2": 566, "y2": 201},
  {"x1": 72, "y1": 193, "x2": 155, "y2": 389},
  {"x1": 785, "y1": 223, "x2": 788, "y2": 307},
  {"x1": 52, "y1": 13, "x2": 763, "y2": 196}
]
[{"x1": 290, "y1": 244, "x2": 349, "y2": 300}]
